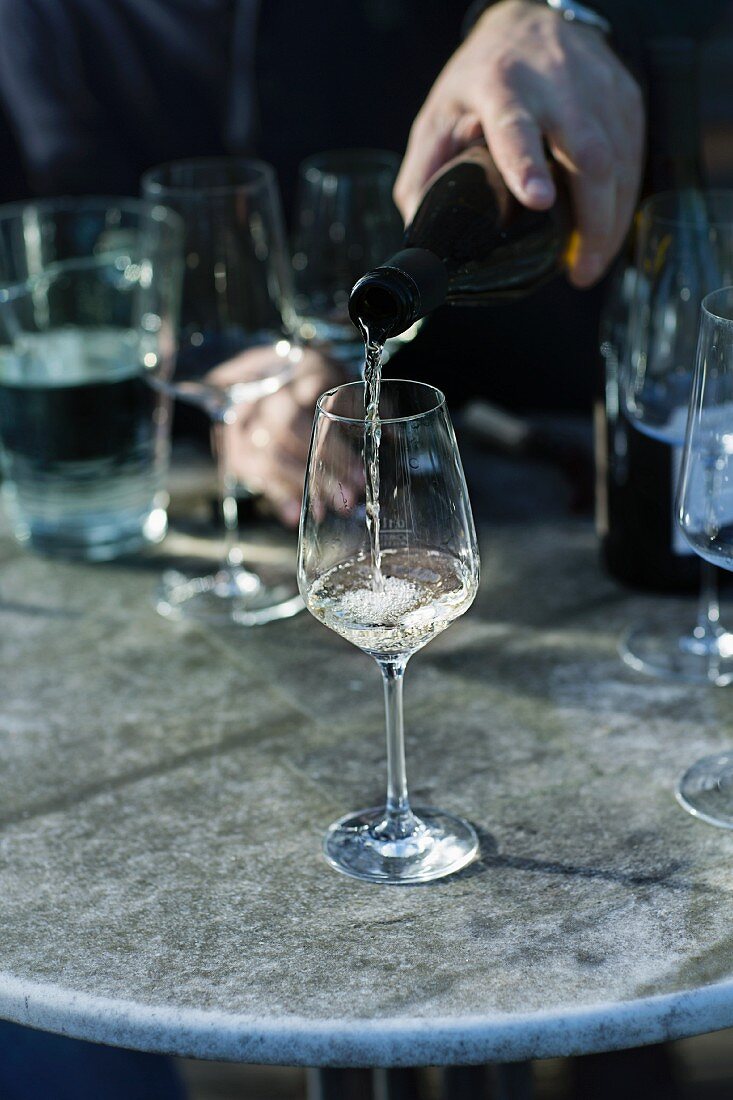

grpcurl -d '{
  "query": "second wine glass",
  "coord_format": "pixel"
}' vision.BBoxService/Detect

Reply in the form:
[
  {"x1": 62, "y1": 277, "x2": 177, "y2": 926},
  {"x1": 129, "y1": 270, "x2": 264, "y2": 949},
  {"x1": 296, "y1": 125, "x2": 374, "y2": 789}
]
[
  {"x1": 677, "y1": 287, "x2": 733, "y2": 822},
  {"x1": 291, "y1": 149, "x2": 421, "y2": 368},
  {"x1": 298, "y1": 379, "x2": 480, "y2": 884},
  {"x1": 142, "y1": 157, "x2": 304, "y2": 626},
  {"x1": 621, "y1": 191, "x2": 733, "y2": 683}
]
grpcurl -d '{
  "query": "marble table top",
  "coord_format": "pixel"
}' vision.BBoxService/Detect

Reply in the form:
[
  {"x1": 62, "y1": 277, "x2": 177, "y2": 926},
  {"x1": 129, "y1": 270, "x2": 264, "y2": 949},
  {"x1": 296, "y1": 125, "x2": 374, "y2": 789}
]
[{"x1": 3, "y1": 449, "x2": 733, "y2": 1067}]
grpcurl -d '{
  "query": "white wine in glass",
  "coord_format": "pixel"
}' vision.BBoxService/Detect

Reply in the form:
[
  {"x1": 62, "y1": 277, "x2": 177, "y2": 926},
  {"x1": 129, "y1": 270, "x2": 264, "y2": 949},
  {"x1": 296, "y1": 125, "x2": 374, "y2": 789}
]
[{"x1": 298, "y1": 379, "x2": 480, "y2": 885}]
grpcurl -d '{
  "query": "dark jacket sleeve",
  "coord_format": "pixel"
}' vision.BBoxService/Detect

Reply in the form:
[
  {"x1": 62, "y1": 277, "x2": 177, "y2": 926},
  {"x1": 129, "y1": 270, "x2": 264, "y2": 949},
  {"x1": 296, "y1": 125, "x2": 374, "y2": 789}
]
[
  {"x1": 0, "y1": 0, "x2": 136, "y2": 194},
  {"x1": 464, "y1": 1, "x2": 729, "y2": 74},
  {"x1": 0, "y1": 0, "x2": 233, "y2": 197},
  {"x1": 588, "y1": 0, "x2": 729, "y2": 73}
]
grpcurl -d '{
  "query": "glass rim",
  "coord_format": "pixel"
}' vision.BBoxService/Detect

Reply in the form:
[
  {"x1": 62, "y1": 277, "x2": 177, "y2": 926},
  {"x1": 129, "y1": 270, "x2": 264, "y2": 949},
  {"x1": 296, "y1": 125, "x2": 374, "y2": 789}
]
[
  {"x1": 141, "y1": 156, "x2": 276, "y2": 197},
  {"x1": 639, "y1": 189, "x2": 733, "y2": 229},
  {"x1": 702, "y1": 285, "x2": 733, "y2": 326},
  {"x1": 0, "y1": 195, "x2": 183, "y2": 231},
  {"x1": 0, "y1": 254, "x2": 137, "y2": 302},
  {"x1": 316, "y1": 378, "x2": 446, "y2": 425},
  {"x1": 299, "y1": 148, "x2": 401, "y2": 180},
  {"x1": 0, "y1": 198, "x2": 183, "y2": 296}
]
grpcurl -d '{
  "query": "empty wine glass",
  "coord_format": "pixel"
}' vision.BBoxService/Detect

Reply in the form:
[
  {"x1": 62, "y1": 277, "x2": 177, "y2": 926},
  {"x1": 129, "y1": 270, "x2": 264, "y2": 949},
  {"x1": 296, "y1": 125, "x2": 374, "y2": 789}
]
[
  {"x1": 142, "y1": 157, "x2": 304, "y2": 626},
  {"x1": 621, "y1": 191, "x2": 733, "y2": 683},
  {"x1": 677, "y1": 287, "x2": 733, "y2": 823},
  {"x1": 291, "y1": 149, "x2": 419, "y2": 367},
  {"x1": 298, "y1": 379, "x2": 480, "y2": 884}
]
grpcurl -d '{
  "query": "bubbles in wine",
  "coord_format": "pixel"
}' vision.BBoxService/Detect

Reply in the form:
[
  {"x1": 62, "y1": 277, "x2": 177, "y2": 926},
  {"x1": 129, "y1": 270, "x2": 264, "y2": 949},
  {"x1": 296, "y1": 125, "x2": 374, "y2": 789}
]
[
  {"x1": 307, "y1": 548, "x2": 476, "y2": 658},
  {"x1": 338, "y1": 575, "x2": 422, "y2": 623}
]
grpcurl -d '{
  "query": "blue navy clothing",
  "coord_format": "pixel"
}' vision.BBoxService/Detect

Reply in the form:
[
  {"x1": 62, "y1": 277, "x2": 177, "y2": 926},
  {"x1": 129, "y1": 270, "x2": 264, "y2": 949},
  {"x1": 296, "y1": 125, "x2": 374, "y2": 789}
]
[
  {"x1": 0, "y1": 1019, "x2": 185, "y2": 1100},
  {"x1": 463, "y1": 0, "x2": 729, "y2": 72},
  {"x1": 0, "y1": 0, "x2": 468, "y2": 202},
  {"x1": 0, "y1": 0, "x2": 234, "y2": 194}
]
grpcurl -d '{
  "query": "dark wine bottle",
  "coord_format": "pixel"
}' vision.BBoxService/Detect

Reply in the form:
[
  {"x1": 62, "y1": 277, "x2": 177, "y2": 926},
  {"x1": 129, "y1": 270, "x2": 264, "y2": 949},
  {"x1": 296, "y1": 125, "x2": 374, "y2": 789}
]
[
  {"x1": 596, "y1": 37, "x2": 703, "y2": 592},
  {"x1": 349, "y1": 145, "x2": 573, "y2": 340}
]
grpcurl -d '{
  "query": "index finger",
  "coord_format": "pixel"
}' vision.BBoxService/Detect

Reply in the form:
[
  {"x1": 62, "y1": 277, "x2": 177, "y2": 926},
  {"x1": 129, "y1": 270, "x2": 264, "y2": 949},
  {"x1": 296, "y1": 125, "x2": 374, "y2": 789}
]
[{"x1": 480, "y1": 86, "x2": 556, "y2": 209}]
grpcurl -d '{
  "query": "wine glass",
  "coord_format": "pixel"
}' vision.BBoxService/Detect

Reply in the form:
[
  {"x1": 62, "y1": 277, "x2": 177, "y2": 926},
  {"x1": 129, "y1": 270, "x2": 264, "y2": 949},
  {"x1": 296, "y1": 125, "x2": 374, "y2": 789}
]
[
  {"x1": 621, "y1": 191, "x2": 733, "y2": 683},
  {"x1": 677, "y1": 286, "x2": 733, "y2": 824},
  {"x1": 141, "y1": 157, "x2": 304, "y2": 626},
  {"x1": 298, "y1": 379, "x2": 480, "y2": 884},
  {"x1": 291, "y1": 149, "x2": 420, "y2": 368}
]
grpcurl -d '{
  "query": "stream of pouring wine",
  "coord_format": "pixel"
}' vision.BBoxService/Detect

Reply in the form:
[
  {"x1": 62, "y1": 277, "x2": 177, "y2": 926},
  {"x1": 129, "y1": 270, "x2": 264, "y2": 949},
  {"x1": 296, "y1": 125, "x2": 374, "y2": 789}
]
[{"x1": 362, "y1": 325, "x2": 384, "y2": 593}]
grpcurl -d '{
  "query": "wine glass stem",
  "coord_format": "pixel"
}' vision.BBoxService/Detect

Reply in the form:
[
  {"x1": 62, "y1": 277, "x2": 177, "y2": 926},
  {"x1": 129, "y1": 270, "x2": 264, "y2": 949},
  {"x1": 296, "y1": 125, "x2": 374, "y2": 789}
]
[
  {"x1": 211, "y1": 410, "x2": 241, "y2": 567},
  {"x1": 379, "y1": 658, "x2": 415, "y2": 834},
  {"x1": 696, "y1": 560, "x2": 722, "y2": 641},
  {"x1": 210, "y1": 408, "x2": 252, "y2": 577}
]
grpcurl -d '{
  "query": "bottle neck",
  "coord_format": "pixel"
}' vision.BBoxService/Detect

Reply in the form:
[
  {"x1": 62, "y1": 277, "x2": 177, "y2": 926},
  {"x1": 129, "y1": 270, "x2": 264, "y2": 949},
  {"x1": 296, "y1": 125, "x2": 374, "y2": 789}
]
[{"x1": 348, "y1": 247, "x2": 448, "y2": 341}]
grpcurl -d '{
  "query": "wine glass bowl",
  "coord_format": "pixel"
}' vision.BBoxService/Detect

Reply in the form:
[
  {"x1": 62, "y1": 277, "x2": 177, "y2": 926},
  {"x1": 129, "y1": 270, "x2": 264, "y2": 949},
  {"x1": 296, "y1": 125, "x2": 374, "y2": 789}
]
[
  {"x1": 291, "y1": 149, "x2": 421, "y2": 365},
  {"x1": 624, "y1": 192, "x2": 733, "y2": 442},
  {"x1": 620, "y1": 190, "x2": 733, "y2": 684},
  {"x1": 299, "y1": 379, "x2": 480, "y2": 884}
]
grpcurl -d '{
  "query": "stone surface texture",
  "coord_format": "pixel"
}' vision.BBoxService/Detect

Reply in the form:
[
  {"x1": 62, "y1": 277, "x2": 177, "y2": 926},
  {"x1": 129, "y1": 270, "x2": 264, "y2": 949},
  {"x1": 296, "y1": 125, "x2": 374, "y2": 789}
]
[{"x1": 2, "y1": 450, "x2": 733, "y2": 1066}]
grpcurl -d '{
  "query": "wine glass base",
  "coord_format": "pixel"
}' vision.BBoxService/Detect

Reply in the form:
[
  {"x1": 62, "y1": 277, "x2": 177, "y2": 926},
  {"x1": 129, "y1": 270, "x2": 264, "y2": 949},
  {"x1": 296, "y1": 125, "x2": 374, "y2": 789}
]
[
  {"x1": 155, "y1": 567, "x2": 304, "y2": 627},
  {"x1": 619, "y1": 624, "x2": 733, "y2": 686},
  {"x1": 676, "y1": 752, "x2": 733, "y2": 827},
  {"x1": 323, "y1": 805, "x2": 479, "y2": 885}
]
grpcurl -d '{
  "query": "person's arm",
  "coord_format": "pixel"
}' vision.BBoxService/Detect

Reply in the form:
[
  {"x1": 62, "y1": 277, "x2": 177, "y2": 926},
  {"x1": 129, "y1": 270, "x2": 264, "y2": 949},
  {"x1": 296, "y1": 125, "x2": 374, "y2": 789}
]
[
  {"x1": 462, "y1": 0, "x2": 729, "y2": 78},
  {"x1": 577, "y1": 0, "x2": 729, "y2": 70},
  {"x1": 0, "y1": 0, "x2": 136, "y2": 194}
]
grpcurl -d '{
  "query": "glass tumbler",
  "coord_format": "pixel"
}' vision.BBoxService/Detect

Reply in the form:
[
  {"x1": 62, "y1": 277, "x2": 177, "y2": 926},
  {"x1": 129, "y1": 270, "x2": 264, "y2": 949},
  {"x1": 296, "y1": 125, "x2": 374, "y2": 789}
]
[{"x1": 0, "y1": 198, "x2": 183, "y2": 560}]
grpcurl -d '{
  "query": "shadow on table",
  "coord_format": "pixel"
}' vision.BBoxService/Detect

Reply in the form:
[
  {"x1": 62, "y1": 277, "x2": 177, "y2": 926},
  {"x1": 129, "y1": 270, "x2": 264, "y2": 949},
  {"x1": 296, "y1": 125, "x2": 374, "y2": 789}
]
[{"x1": 433, "y1": 825, "x2": 706, "y2": 897}]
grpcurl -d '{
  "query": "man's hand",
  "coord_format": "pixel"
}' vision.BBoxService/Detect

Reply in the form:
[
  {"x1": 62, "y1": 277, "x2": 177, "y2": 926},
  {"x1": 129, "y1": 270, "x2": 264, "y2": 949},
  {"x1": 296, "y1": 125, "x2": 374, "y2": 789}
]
[
  {"x1": 394, "y1": 0, "x2": 643, "y2": 288},
  {"x1": 207, "y1": 346, "x2": 346, "y2": 528}
]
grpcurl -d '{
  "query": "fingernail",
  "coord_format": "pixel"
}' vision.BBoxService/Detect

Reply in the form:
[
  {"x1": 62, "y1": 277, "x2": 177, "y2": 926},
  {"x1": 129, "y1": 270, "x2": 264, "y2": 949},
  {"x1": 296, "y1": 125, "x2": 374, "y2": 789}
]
[
  {"x1": 281, "y1": 500, "x2": 302, "y2": 526},
  {"x1": 523, "y1": 175, "x2": 555, "y2": 205}
]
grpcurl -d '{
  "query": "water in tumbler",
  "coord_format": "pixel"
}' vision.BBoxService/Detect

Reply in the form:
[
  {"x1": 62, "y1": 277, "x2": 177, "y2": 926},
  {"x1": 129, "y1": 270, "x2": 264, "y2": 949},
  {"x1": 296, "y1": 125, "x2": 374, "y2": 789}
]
[{"x1": 0, "y1": 326, "x2": 169, "y2": 559}]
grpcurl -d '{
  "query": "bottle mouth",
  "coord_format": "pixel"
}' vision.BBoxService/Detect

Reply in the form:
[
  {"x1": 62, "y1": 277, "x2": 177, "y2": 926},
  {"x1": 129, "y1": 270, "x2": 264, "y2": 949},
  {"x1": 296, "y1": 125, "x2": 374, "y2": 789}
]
[
  {"x1": 348, "y1": 269, "x2": 418, "y2": 342},
  {"x1": 349, "y1": 248, "x2": 448, "y2": 340}
]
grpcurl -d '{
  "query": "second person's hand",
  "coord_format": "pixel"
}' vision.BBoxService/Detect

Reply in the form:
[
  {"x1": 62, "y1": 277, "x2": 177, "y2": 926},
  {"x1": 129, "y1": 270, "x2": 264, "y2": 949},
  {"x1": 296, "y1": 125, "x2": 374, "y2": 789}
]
[{"x1": 207, "y1": 347, "x2": 351, "y2": 528}]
